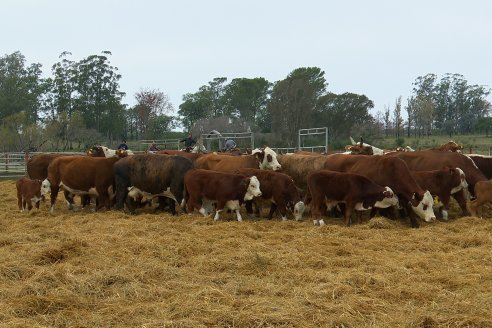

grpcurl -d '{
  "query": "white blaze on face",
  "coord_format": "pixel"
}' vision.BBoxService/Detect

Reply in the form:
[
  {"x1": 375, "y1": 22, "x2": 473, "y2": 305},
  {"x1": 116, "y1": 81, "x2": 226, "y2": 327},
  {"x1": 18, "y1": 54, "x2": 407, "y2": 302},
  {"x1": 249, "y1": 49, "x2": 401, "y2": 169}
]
[
  {"x1": 41, "y1": 179, "x2": 51, "y2": 195},
  {"x1": 101, "y1": 146, "x2": 117, "y2": 158},
  {"x1": 411, "y1": 191, "x2": 436, "y2": 222},
  {"x1": 244, "y1": 176, "x2": 262, "y2": 200},
  {"x1": 374, "y1": 187, "x2": 399, "y2": 208},
  {"x1": 293, "y1": 201, "x2": 305, "y2": 220},
  {"x1": 256, "y1": 147, "x2": 281, "y2": 171},
  {"x1": 451, "y1": 168, "x2": 468, "y2": 194}
]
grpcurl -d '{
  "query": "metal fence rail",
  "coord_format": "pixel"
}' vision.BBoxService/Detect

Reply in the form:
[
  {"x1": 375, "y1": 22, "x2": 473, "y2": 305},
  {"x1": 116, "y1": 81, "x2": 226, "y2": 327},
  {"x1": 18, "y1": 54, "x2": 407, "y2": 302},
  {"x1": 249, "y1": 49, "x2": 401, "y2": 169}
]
[{"x1": 0, "y1": 152, "x2": 27, "y2": 179}]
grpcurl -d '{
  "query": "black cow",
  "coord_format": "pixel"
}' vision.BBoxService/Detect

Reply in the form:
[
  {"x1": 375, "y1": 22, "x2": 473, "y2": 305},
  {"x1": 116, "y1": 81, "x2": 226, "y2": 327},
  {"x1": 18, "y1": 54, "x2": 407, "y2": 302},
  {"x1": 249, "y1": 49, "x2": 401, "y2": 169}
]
[{"x1": 114, "y1": 154, "x2": 193, "y2": 214}]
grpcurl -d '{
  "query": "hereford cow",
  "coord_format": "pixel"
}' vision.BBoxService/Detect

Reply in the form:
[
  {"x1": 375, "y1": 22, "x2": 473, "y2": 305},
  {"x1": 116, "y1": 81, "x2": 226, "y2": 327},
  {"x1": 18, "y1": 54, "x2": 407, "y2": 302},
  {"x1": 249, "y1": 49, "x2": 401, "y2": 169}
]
[
  {"x1": 386, "y1": 150, "x2": 487, "y2": 215},
  {"x1": 235, "y1": 168, "x2": 305, "y2": 221},
  {"x1": 277, "y1": 154, "x2": 328, "y2": 189},
  {"x1": 41, "y1": 156, "x2": 120, "y2": 213},
  {"x1": 322, "y1": 154, "x2": 436, "y2": 227},
  {"x1": 113, "y1": 154, "x2": 193, "y2": 214},
  {"x1": 349, "y1": 136, "x2": 384, "y2": 155},
  {"x1": 306, "y1": 170, "x2": 398, "y2": 226},
  {"x1": 411, "y1": 168, "x2": 467, "y2": 221},
  {"x1": 16, "y1": 177, "x2": 43, "y2": 211},
  {"x1": 184, "y1": 169, "x2": 262, "y2": 221},
  {"x1": 469, "y1": 180, "x2": 492, "y2": 219},
  {"x1": 194, "y1": 146, "x2": 281, "y2": 173}
]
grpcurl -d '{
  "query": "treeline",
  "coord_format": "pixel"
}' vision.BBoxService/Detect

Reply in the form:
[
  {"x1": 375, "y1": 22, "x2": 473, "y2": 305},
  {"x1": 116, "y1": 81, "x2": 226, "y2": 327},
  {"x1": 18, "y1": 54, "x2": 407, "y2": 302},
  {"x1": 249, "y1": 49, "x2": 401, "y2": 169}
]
[{"x1": 0, "y1": 51, "x2": 490, "y2": 152}]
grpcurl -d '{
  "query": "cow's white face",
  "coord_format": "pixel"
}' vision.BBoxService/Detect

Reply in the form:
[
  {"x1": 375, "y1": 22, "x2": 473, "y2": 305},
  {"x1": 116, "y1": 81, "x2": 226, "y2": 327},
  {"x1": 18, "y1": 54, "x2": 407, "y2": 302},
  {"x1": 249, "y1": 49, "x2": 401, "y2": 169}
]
[
  {"x1": 255, "y1": 147, "x2": 281, "y2": 171},
  {"x1": 41, "y1": 179, "x2": 51, "y2": 195},
  {"x1": 293, "y1": 201, "x2": 305, "y2": 220},
  {"x1": 411, "y1": 191, "x2": 436, "y2": 222},
  {"x1": 244, "y1": 176, "x2": 262, "y2": 201},
  {"x1": 374, "y1": 187, "x2": 399, "y2": 208}
]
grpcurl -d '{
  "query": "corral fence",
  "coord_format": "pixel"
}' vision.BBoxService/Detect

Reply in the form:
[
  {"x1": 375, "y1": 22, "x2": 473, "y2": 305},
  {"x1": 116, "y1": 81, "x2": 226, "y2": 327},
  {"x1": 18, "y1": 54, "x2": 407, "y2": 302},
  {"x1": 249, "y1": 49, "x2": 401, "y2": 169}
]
[
  {"x1": 272, "y1": 127, "x2": 329, "y2": 154},
  {"x1": 138, "y1": 139, "x2": 181, "y2": 151},
  {"x1": 0, "y1": 151, "x2": 85, "y2": 179}
]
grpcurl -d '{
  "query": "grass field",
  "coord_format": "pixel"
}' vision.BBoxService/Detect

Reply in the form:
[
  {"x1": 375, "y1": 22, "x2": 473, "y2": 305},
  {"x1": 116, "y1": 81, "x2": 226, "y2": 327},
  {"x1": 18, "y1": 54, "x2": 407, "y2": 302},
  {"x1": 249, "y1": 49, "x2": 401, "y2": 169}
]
[{"x1": 1, "y1": 180, "x2": 492, "y2": 327}]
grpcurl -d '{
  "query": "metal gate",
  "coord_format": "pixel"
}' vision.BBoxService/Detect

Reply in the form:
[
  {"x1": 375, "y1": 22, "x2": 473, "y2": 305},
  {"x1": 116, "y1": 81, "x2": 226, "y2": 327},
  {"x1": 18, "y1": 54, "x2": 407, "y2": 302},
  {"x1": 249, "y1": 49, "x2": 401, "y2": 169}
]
[
  {"x1": 272, "y1": 127, "x2": 328, "y2": 154},
  {"x1": 200, "y1": 131, "x2": 254, "y2": 152},
  {"x1": 0, "y1": 152, "x2": 27, "y2": 179}
]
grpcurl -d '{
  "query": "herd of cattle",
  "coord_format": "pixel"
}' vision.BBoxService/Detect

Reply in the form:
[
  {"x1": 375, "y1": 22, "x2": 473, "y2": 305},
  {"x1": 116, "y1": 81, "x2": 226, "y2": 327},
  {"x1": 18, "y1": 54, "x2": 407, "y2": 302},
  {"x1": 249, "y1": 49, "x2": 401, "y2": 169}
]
[{"x1": 14, "y1": 139, "x2": 492, "y2": 227}]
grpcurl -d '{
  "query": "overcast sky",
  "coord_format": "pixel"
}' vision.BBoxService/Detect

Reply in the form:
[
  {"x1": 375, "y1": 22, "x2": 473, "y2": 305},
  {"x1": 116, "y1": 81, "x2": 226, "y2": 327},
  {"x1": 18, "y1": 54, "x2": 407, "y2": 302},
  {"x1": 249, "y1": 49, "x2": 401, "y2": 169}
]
[{"x1": 3, "y1": 0, "x2": 491, "y2": 117}]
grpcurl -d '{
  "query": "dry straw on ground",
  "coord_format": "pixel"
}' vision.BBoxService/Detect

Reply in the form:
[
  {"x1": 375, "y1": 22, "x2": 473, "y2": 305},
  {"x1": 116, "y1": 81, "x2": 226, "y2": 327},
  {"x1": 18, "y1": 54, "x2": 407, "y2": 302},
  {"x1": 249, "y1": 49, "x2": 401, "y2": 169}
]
[{"x1": 0, "y1": 180, "x2": 491, "y2": 327}]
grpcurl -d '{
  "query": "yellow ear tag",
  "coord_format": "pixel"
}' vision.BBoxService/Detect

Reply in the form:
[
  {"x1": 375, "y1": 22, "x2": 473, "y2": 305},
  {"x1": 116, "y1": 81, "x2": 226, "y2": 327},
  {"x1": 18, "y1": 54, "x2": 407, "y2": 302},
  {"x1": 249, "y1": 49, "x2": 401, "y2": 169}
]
[{"x1": 433, "y1": 196, "x2": 439, "y2": 205}]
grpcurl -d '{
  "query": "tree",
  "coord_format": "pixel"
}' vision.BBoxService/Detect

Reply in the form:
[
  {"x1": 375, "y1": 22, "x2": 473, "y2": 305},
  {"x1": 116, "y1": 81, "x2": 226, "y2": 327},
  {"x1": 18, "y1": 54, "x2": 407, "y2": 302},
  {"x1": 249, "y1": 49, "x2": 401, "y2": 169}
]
[
  {"x1": 383, "y1": 105, "x2": 391, "y2": 137},
  {"x1": 223, "y1": 77, "x2": 271, "y2": 124},
  {"x1": 133, "y1": 89, "x2": 174, "y2": 139},
  {"x1": 314, "y1": 92, "x2": 374, "y2": 142},
  {"x1": 269, "y1": 67, "x2": 327, "y2": 146},
  {"x1": 393, "y1": 96, "x2": 403, "y2": 139},
  {"x1": 0, "y1": 51, "x2": 46, "y2": 124}
]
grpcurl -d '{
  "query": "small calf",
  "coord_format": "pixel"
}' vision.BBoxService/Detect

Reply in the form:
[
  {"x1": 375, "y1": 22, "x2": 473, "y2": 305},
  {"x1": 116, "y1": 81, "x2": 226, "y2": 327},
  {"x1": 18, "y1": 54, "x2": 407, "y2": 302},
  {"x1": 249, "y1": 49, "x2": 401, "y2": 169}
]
[
  {"x1": 469, "y1": 180, "x2": 492, "y2": 219},
  {"x1": 16, "y1": 177, "x2": 43, "y2": 211}
]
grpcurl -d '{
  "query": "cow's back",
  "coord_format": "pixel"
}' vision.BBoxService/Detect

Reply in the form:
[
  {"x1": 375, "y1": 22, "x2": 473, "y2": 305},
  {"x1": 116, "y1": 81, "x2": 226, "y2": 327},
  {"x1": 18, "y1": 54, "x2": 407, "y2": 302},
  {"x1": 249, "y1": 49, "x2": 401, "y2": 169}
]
[
  {"x1": 194, "y1": 153, "x2": 258, "y2": 173},
  {"x1": 388, "y1": 150, "x2": 486, "y2": 188},
  {"x1": 27, "y1": 153, "x2": 66, "y2": 180}
]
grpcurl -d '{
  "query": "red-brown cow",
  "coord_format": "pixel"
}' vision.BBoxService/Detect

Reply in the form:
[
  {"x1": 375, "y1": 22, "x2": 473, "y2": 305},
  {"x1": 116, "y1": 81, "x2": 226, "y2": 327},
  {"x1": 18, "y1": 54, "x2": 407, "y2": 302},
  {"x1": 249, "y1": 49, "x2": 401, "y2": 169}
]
[
  {"x1": 386, "y1": 150, "x2": 487, "y2": 216},
  {"x1": 306, "y1": 170, "x2": 398, "y2": 226},
  {"x1": 235, "y1": 168, "x2": 305, "y2": 221},
  {"x1": 322, "y1": 154, "x2": 436, "y2": 228},
  {"x1": 27, "y1": 153, "x2": 66, "y2": 180},
  {"x1": 194, "y1": 147, "x2": 281, "y2": 173},
  {"x1": 154, "y1": 149, "x2": 203, "y2": 162},
  {"x1": 16, "y1": 177, "x2": 43, "y2": 211},
  {"x1": 411, "y1": 168, "x2": 467, "y2": 221},
  {"x1": 41, "y1": 156, "x2": 120, "y2": 212},
  {"x1": 467, "y1": 155, "x2": 492, "y2": 179},
  {"x1": 184, "y1": 169, "x2": 262, "y2": 221}
]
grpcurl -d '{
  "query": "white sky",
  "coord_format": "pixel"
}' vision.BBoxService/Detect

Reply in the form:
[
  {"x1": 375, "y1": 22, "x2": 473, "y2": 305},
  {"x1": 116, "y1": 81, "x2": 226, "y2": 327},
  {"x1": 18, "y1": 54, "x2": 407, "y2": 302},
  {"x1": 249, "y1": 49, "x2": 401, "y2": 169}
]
[{"x1": 3, "y1": 0, "x2": 491, "y2": 117}]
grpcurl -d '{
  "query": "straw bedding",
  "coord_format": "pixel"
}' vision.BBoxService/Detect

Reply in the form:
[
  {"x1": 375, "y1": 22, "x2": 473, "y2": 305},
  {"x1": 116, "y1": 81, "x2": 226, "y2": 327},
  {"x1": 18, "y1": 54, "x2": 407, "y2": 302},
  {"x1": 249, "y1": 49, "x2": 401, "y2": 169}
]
[{"x1": 0, "y1": 180, "x2": 491, "y2": 327}]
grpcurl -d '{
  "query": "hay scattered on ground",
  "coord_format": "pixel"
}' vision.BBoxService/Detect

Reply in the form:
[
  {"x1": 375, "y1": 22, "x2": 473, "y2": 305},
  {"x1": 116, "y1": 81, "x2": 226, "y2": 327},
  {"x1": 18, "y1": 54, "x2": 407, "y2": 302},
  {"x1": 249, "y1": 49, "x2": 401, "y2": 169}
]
[{"x1": 1, "y1": 180, "x2": 491, "y2": 327}]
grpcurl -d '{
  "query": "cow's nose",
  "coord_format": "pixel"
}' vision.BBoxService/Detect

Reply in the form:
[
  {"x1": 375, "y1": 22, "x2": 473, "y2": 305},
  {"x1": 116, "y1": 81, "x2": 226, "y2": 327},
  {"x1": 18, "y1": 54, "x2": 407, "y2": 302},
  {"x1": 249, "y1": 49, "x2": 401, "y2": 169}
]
[
  {"x1": 257, "y1": 192, "x2": 262, "y2": 197},
  {"x1": 275, "y1": 164, "x2": 282, "y2": 170}
]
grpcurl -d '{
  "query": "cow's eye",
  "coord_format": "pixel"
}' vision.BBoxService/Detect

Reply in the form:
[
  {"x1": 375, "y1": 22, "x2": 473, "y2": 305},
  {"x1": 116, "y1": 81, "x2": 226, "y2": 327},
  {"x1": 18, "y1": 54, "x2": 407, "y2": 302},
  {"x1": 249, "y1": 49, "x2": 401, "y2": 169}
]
[
  {"x1": 267, "y1": 154, "x2": 272, "y2": 162},
  {"x1": 423, "y1": 204, "x2": 428, "y2": 211}
]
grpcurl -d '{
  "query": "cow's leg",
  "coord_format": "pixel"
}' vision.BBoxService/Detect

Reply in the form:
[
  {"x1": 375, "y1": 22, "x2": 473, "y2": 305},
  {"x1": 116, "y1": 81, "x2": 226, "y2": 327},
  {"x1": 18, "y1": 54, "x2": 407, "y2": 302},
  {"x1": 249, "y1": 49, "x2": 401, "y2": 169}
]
[
  {"x1": 50, "y1": 186, "x2": 60, "y2": 213},
  {"x1": 27, "y1": 200, "x2": 33, "y2": 211},
  {"x1": 311, "y1": 197, "x2": 326, "y2": 226},
  {"x1": 344, "y1": 203, "x2": 354, "y2": 226},
  {"x1": 268, "y1": 203, "x2": 278, "y2": 220},
  {"x1": 17, "y1": 191, "x2": 23, "y2": 211},
  {"x1": 245, "y1": 200, "x2": 254, "y2": 218},
  {"x1": 214, "y1": 201, "x2": 226, "y2": 221},
  {"x1": 125, "y1": 196, "x2": 137, "y2": 214},
  {"x1": 276, "y1": 200, "x2": 288, "y2": 221},
  {"x1": 35, "y1": 198, "x2": 40, "y2": 209},
  {"x1": 452, "y1": 189, "x2": 470, "y2": 216}
]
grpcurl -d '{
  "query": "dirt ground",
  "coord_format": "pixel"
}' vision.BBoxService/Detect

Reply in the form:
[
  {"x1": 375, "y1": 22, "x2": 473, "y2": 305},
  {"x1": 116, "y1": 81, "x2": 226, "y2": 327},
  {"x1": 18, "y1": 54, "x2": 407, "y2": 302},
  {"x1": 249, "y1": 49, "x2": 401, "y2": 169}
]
[{"x1": 1, "y1": 180, "x2": 491, "y2": 327}]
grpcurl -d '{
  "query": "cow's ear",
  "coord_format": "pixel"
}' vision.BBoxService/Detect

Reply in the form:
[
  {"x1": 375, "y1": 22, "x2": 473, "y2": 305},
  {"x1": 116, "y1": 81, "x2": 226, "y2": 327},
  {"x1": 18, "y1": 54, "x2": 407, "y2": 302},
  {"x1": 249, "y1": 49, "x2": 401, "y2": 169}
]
[
  {"x1": 242, "y1": 177, "x2": 250, "y2": 187},
  {"x1": 254, "y1": 151, "x2": 265, "y2": 162}
]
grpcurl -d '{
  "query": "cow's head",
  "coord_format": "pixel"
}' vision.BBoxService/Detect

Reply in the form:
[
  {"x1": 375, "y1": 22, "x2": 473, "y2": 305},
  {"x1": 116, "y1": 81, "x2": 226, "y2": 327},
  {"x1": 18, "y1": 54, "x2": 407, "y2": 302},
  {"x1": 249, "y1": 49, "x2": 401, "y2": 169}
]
[
  {"x1": 374, "y1": 187, "x2": 399, "y2": 208},
  {"x1": 293, "y1": 201, "x2": 305, "y2": 220},
  {"x1": 40, "y1": 178, "x2": 51, "y2": 195},
  {"x1": 410, "y1": 191, "x2": 436, "y2": 222},
  {"x1": 253, "y1": 147, "x2": 281, "y2": 171},
  {"x1": 243, "y1": 176, "x2": 262, "y2": 200}
]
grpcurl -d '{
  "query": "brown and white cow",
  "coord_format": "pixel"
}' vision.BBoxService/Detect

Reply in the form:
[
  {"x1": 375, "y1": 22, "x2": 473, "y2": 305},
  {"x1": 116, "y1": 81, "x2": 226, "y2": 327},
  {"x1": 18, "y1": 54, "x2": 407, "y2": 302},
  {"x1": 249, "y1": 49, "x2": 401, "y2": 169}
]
[
  {"x1": 27, "y1": 153, "x2": 67, "y2": 180},
  {"x1": 469, "y1": 180, "x2": 492, "y2": 219},
  {"x1": 87, "y1": 145, "x2": 134, "y2": 157},
  {"x1": 411, "y1": 168, "x2": 467, "y2": 221},
  {"x1": 194, "y1": 146, "x2": 281, "y2": 173},
  {"x1": 306, "y1": 170, "x2": 398, "y2": 226},
  {"x1": 235, "y1": 168, "x2": 305, "y2": 221},
  {"x1": 153, "y1": 149, "x2": 203, "y2": 162},
  {"x1": 386, "y1": 150, "x2": 487, "y2": 215},
  {"x1": 16, "y1": 177, "x2": 43, "y2": 211},
  {"x1": 184, "y1": 169, "x2": 262, "y2": 221},
  {"x1": 322, "y1": 154, "x2": 436, "y2": 227},
  {"x1": 113, "y1": 154, "x2": 193, "y2": 215},
  {"x1": 41, "y1": 156, "x2": 120, "y2": 212}
]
